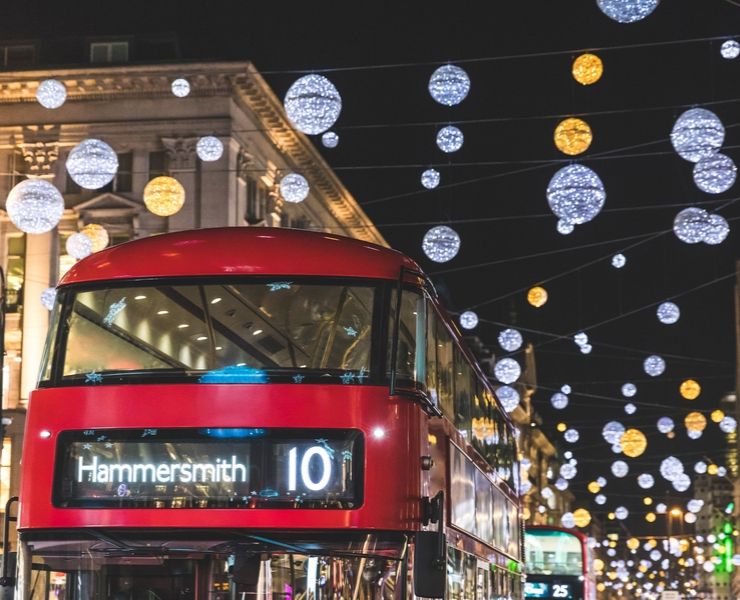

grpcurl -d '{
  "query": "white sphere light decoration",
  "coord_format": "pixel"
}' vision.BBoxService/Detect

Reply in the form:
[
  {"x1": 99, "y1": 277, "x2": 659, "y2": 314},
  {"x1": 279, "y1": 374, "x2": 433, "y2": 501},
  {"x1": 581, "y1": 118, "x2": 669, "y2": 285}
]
[
  {"x1": 603, "y1": 421, "x2": 626, "y2": 444},
  {"x1": 670, "y1": 108, "x2": 725, "y2": 163},
  {"x1": 687, "y1": 499, "x2": 704, "y2": 513},
  {"x1": 615, "y1": 506, "x2": 629, "y2": 520},
  {"x1": 643, "y1": 355, "x2": 666, "y2": 377},
  {"x1": 421, "y1": 168, "x2": 440, "y2": 190},
  {"x1": 555, "y1": 477, "x2": 569, "y2": 491},
  {"x1": 611, "y1": 460, "x2": 629, "y2": 478},
  {"x1": 66, "y1": 139, "x2": 118, "y2": 190},
  {"x1": 721, "y1": 40, "x2": 740, "y2": 59},
  {"x1": 610, "y1": 442, "x2": 622, "y2": 454},
  {"x1": 560, "y1": 463, "x2": 577, "y2": 480},
  {"x1": 436, "y1": 125, "x2": 464, "y2": 153},
  {"x1": 36, "y1": 79, "x2": 67, "y2": 109},
  {"x1": 687, "y1": 429, "x2": 703, "y2": 440},
  {"x1": 685, "y1": 512, "x2": 697, "y2": 524},
  {"x1": 496, "y1": 386, "x2": 520, "y2": 413},
  {"x1": 494, "y1": 358, "x2": 521, "y2": 384},
  {"x1": 561, "y1": 384, "x2": 572, "y2": 394},
  {"x1": 546, "y1": 164, "x2": 606, "y2": 225},
  {"x1": 657, "y1": 417, "x2": 674, "y2": 434},
  {"x1": 596, "y1": 476, "x2": 607, "y2": 487},
  {"x1": 595, "y1": 494, "x2": 607, "y2": 505},
  {"x1": 422, "y1": 225, "x2": 460, "y2": 263},
  {"x1": 5, "y1": 179, "x2": 65, "y2": 234},
  {"x1": 459, "y1": 311, "x2": 479, "y2": 330},
  {"x1": 284, "y1": 74, "x2": 342, "y2": 135},
  {"x1": 498, "y1": 328, "x2": 523, "y2": 352},
  {"x1": 694, "y1": 460, "x2": 707, "y2": 474},
  {"x1": 280, "y1": 173, "x2": 310, "y2": 203},
  {"x1": 195, "y1": 136, "x2": 224, "y2": 162},
  {"x1": 551, "y1": 392, "x2": 569, "y2": 410},
  {"x1": 574, "y1": 332, "x2": 589, "y2": 346},
  {"x1": 624, "y1": 403, "x2": 636, "y2": 415},
  {"x1": 660, "y1": 456, "x2": 684, "y2": 481},
  {"x1": 561, "y1": 512, "x2": 576, "y2": 528},
  {"x1": 718, "y1": 466, "x2": 728, "y2": 476},
  {"x1": 673, "y1": 207, "x2": 710, "y2": 244},
  {"x1": 321, "y1": 131, "x2": 339, "y2": 148},
  {"x1": 557, "y1": 219, "x2": 575, "y2": 235},
  {"x1": 428, "y1": 64, "x2": 470, "y2": 106},
  {"x1": 596, "y1": 0, "x2": 660, "y2": 23},
  {"x1": 171, "y1": 78, "x2": 190, "y2": 97},
  {"x1": 621, "y1": 383, "x2": 637, "y2": 397},
  {"x1": 720, "y1": 416, "x2": 737, "y2": 433},
  {"x1": 65, "y1": 232, "x2": 93, "y2": 260},
  {"x1": 656, "y1": 302, "x2": 680, "y2": 324},
  {"x1": 656, "y1": 503, "x2": 667, "y2": 514},
  {"x1": 693, "y1": 153, "x2": 737, "y2": 194},
  {"x1": 579, "y1": 344, "x2": 593, "y2": 355},
  {"x1": 704, "y1": 214, "x2": 730, "y2": 245},
  {"x1": 612, "y1": 253, "x2": 626, "y2": 268},
  {"x1": 672, "y1": 473, "x2": 691, "y2": 492},
  {"x1": 637, "y1": 473, "x2": 654, "y2": 489},
  {"x1": 40, "y1": 287, "x2": 57, "y2": 311},
  {"x1": 564, "y1": 429, "x2": 580, "y2": 443}
]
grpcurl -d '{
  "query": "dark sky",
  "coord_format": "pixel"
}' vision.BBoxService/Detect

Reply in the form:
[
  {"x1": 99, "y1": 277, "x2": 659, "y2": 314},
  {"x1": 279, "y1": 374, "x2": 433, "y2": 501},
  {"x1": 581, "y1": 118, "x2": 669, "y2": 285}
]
[{"x1": 6, "y1": 0, "x2": 740, "y2": 535}]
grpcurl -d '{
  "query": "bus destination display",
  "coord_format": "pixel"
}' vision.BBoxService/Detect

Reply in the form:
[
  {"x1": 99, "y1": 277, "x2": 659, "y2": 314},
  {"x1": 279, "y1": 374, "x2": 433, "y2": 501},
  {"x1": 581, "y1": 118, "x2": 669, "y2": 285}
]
[
  {"x1": 54, "y1": 428, "x2": 362, "y2": 509},
  {"x1": 524, "y1": 582, "x2": 573, "y2": 599}
]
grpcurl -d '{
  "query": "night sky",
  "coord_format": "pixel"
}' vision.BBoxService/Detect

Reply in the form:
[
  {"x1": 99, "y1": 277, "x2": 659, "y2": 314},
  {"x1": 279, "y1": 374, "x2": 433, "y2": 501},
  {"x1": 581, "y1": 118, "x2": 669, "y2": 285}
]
[{"x1": 6, "y1": 0, "x2": 740, "y2": 536}]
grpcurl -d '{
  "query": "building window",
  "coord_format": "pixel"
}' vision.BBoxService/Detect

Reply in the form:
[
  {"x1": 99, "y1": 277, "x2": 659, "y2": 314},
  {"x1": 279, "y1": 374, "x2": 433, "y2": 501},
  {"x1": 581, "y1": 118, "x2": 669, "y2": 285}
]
[
  {"x1": 149, "y1": 151, "x2": 168, "y2": 179},
  {"x1": 90, "y1": 41, "x2": 129, "y2": 64},
  {"x1": 0, "y1": 44, "x2": 35, "y2": 68},
  {"x1": 101, "y1": 152, "x2": 133, "y2": 193},
  {"x1": 0, "y1": 438, "x2": 10, "y2": 510},
  {"x1": 5, "y1": 235, "x2": 25, "y2": 313},
  {"x1": 245, "y1": 177, "x2": 267, "y2": 224}
]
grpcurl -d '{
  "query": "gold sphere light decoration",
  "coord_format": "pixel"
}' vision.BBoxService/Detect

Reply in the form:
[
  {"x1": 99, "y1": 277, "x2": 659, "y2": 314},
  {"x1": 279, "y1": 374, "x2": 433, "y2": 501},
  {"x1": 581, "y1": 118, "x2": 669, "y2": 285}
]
[
  {"x1": 554, "y1": 118, "x2": 593, "y2": 156},
  {"x1": 680, "y1": 379, "x2": 701, "y2": 400},
  {"x1": 645, "y1": 512, "x2": 656, "y2": 523},
  {"x1": 572, "y1": 53, "x2": 603, "y2": 86},
  {"x1": 627, "y1": 538, "x2": 640, "y2": 550},
  {"x1": 620, "y1": 428, "x2": 647, "y2": 458},
  {"x1": 557, "y1": 422, "x2": 567, "y2": 432},
  {"x1": 143, "y1": 176, "x2": 186, "y2": 217},
  {"x1": 527, "y1": 286, "x2": 548, "y2": 307},
  {"x1": 573, "y1": 508, "x2": 591, "y2": 528},
  {"x1": 81, "y1": 223, "x2": 109, "y2": 253},
  {"x1": 711, "y1": 409, "x2": 725, "y2": 423},
  {"x1": 685, "y1": 411, "x2": 707, "y2": 432},
  {"x1": 587, "y1": 481, "x2": 601, "y2": 494},
  {"x1": 707, "y1": 464, "x2": 718, "y2": 475}
]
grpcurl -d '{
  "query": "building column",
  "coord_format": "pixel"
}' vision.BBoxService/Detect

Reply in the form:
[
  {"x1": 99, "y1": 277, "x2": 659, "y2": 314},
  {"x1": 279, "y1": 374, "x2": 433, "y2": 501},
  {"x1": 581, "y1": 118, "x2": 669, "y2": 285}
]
[
  {"x1": 162, "y1": 137, "x2": 197, "y2": 231},
  {"x1": 20, "y1": 230, "x2": 56, "y2": 404}
]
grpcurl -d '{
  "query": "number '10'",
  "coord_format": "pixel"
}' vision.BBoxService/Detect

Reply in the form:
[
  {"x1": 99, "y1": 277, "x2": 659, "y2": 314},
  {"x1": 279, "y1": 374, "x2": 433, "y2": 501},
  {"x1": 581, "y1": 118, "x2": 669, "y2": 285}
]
[{"x1": 288, "y1": 446, "x2": 332, "y2": 491}]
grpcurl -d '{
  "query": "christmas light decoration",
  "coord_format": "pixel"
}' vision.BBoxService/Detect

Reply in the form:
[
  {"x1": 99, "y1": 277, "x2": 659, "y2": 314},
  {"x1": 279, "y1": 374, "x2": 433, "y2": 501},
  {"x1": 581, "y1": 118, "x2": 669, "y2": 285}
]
[
  {"x1": 280, "y1": 173, "x2": 310, "y2": 203},
  {"x1": 494, "y1": 358, "x2": 521, "y2": 384},
  {"x1": 195, "y1": 136, "x2": 224, "y2": 162},
  {"x1": 5, "y1": 179, "x2": 65, "y2": 234},
  {"x1": 595, "y1": 494, "x2": 607, "y2": 505},
  {"x1": 612, "y1": 253, "x2": 626, "y2": 268},
  {"x1": 495, "y1": 385, "x2": 520, "y2": 413},
  {"x1": 560, "y1": 463, "x2": 577, "y2": 480},
  {"x1": 673, "y1": 207, "x2": 710, "y2": 243},
  {"x1": 611, "y1": 460, "x2": 629, "y2": 478},
  {"x1": 66, "y1": 232, "x2": 93, "y2": 260},
  {"x1": 561, "y1": 512, "x2": 576, "y2": 528},
  {"x1": 643, "y1": 355, "x2": 665, "y2": 377},
  {"x1": 621, "y1": 383, "x2": 637, "y2": 397},
  {"x1": 565, "y1": 429, "x2": 580, "y2": 443},
  {"x1": 659, "y1": 456, "x2": 684, "y2": 481},
  {"x1": 672, "y1": 473, "x2": 691, "y2": 492},
  {"x1": 421, "y1": 168, "x2": 440, "y2": 189},
  {"x1": 143, "y1": 176, "x2": 186, "y2": 217},
  {"x1": 40, "y1": 287, "x2": 56, "y2": 311},
  {"x1": 657, "y1": 417, "x2": 674, "y2": 433},
  {"x1": 459, "y1": 311, "x2": 478, "y2": 330},
  {"x1": 684, "y1": 411, "x2": 707, "y2": 432},
  {"x1": 572, "y1": 53, "x2": 603, "y2": 85},
  {"x1": 81, "y1": 224, "x2": 109, "y2": 253},
  {"x1": 573, "y1": 508, "x2": 591, "y2": 527},
  {"x1": 527, "y1": 286, "x2": 548, "y2": 307},
  {"x1": 171, "y1": 78, "x2": 190, "y2": 97},
  {"x1": 620, "y1": 428, "x2": 647, "y2": 458},
  {"x1": 36, "y1": 78, "x2": 67, "y2": 109},
  {"x1": 561, "y1": 384, "x2": 572, "y2": 394},
  {"x1": 428, "y1": 64, "x2": 470, "y2": 106},
  {"x1": 615, "y1": 506, "x2": 629, "y2": 520},
  {"x1": 670, "y1": 108, "x2": 725, "y2": 163},
  {"x1": 637, "y1": 474, "x2": 654, "y2": 489},
  {"x1": 693, "y1": 153, "x2": 737, "y2": 194},
  {"x1": 656, "y1": 302, "x2": 680, "y2": 324},
  {"x1": 603, "y1": 421, "x2": 625, "y2": 444},
  {"x1": 596, "y1": 0, "x2": 660, "y2": 23},
  {"x1": 720, "y1": 416, "x2": 737, "y2": 433},
  {"x1": 436, "y1": 125, "x2": 464, "y2": 153},
  {"x1": 680, "y1": 379, "x2": 701, "y2": 400},
  {"x1": 557, "y1": 219, "x2": 574, "y2": 235},
  {"x1": 284, "y1": 74, "x2": 342, "y2": 135},
  {"x1": 321, "y1": 131, "x2": 339, "y2": 148},
  {"x1": 551, "y1": 392, "x2": 569, "y2": 410},
  {"x1": 711, "y1": 409, "x2": 725, "y2": 423},
  {"x1": 498, "y1": 328, "x2": 523, "y2": 351},
  {"x1": 422, "y1": 225, "x2": 460, "y2": 263},
  {"x1": 704, "y1": 213, "x2": 730, "y2": 245},
  {"x1": 554, "y1": 117, "x2": 593, "y2": 156},
  {"x1": 624, "y1": 403, "x2": 636, "y2": 415},
  {"x1": 546, "y1": 164, "x2": 606, "y2": 225},
  {"x1": 721, "y1": 40, "x2": 740, "y2": 59},
  {"x1": 66, "y1": 139, "x2": 119, "y2": 189}
]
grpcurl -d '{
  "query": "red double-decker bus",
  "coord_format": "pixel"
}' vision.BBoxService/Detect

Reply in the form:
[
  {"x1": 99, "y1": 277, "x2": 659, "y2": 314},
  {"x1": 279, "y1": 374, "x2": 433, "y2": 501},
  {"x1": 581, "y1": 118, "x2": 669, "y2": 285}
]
[{"x1": 15, "y1": 227, "x2": 522, "y2": 599}]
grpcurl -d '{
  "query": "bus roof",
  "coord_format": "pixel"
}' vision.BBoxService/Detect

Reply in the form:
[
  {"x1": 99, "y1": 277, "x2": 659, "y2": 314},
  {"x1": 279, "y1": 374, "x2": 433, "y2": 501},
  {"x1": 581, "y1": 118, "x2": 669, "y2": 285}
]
[
  {"x1": 59, "y1": 227, "x2": 421, "y2": 286},
  {"x1": 525, "y1": 525, "x2": 588, "y2": 543}
]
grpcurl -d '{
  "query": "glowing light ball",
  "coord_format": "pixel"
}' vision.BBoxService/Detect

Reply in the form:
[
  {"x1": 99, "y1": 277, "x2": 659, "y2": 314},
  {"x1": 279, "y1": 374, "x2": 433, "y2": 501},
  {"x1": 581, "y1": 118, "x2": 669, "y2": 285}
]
[
  {"x1": 621, "y1": 383, "x2": 637, "y2": 397},
  {"x1": 611, "y1": 460, "x2": 629, "y2": 478},
  {"x1": 495, "y1": 386, "x2": 520, "y2": 413},
  {"x1": 557, "y1": 422, "x2": 567, "y2": 433},
  {"x1": 637, "y1": 474, "x2": 654, "y2": 489},
  {"x1": 5, "y1": 179, "x2": 64, "y2": 234},
  {"x1": 587, "y1": 481, "x2": 601, "y2": 494},
  {"x1": 498, "y1": 328, "x2": 523, "y2": 351},
  {"x1": 596, "y1": 0, "x2": 660, "y2": 23},
  {"x1": 660, "y1": 456, "x2": 684, "y2": 481},
  {"x1": 707, "y1": 464, "x2": 718, "y2": 475},
  {"x1": 66, "y1": 232, "x2": 93, "y2": 260},
  {"x1": 687, "y1": 428, "x2": 702, "y2": 440},
  {"x1": 66, "y1": 139, "x2": 118, "y2": 190},
  {"x1": 656, "y1": 503, "x2": 667, "y2": 514},
  {"x1": 561, "y1": 384, "x2": 572, "y2": 394},
  {"x1": 603, "y1": 421, "x2": 626, "y2": 444},
  {"x1": 721, "y1": 40, "x2": 740, "y2": 59},
  {"x1": 573, "y1": 508, "x2": 592, "y2": 528},
  {"x1": 527, "y1": 286, "x2": 548, "y2": 307},
  {"x1": 40, "y1": 287, "x2": 57, "y2": 311},
  {"x1": 673, "y1": 207, "x2": 710, "y2": 244},
  {"x1": 687, "y1": 499, "x2": 703, "y2": 513},
  {"x1": 684, "y1": 411, "x2": 707, "y2": 432},
  {"x1": 620, "y1": 429, "x2": 647, "y2": 458},
  {"x1": 657, "y1": 417, "x2": 674, "y2": 434},
  {"x1": 428, "y1": 64, "x2": 470, "y2": 106},
  {"x1": 718, "y1": 466, "x2": 727, "y2": 476},
  {"x1": 579, "y1": 343, "x2": 592, "y2": 355},
  {"x1": 679, "y1": 379, "x2": 701, "y2": 400},
  {"x1": 494, "y1": 358, "x2": 521, "y2": 384},
  {"x1": 561, "y1": 512, "x2": 576, "y2": 528},
  {"x1": 518, "y1": 480, "x2": 532, "y2": 496},
  {"x1": 554, "y1": 118, "x2": 593, "y2": 156},
  {"x1": 649, "y1": 550, "x2": 661, "y2": 561},
  {"x1": 36, "y1": 79, "x2": 67, "y2": 109},
  {"x1": 551, "y1": 392, "x2": 569, "y2": 410},
  {"x1": 645, "y1": 512, "x2": 656, "y2": 523},
  {"x1": 624, "y1": 403, "x2": 636, "y2": 415},
  {"x1": 693, "y1": 153, "x2": 737, "y2": 194},
  {"x1": 704, "y1": 213, "x2": 730, "y2": 245},
  {"x1": 284, "y1": 74, "x2": 341, "y2": 135},
  {"x1": 321, "y1": 131, "x2": 339, "y2": 148},
  {"x1": 574, "y1": 332, "x2": 588, "y2": 346},
  {"x1": 195, "y1": 136, "x2": 224, "y2": 162},
  {"x1": 459, "y1": 311, "x2": 478, "y2": 330},
  {"x1": 672, "y1": 473, "x2": 691, "y2": 492},
  {"x1": 81, "y1": 223, "x2": 109, "y2": 253},
  {"x1": 684, "y1": 512, "x2": 697, "y2": 524},
  {"x1": 555, "y1": 478, "x2": 569, "y2": 491},
  {"x1": 670, "y1": 108, "x2": 725, "y2": 163},
  {"x1": 422, "y1": 225, "x2": 460, "y2": 263},
  {"x1": 656, "y1": 302, "x2": 680, "y2": 324},
  {"x1": 612, "y1": 253, "x2": 626, "y2": 268},
  {"x1": 643, "y1": 355, "x2": 665, "y2": 377},
  {"x1": 280, "y1": 173, "x2": 310, "y2": 203},
  {"x1": 565, "y1": 429, "x2": 580, "y2": 443},
  {"x1": 557, "y1": 219, "x2": 574, "y2": 235},
  {"x1": 615, "y1": 506, "x2": 629, "y2": 520},
  {"x1": 421, "y1": 168, "x2": 440, "y2": 189},
  {"x1": 572, "y1": 53, "x2": 603, "y2": 85},
  {"x1": 436, "y1": 125, "x2": 464, "y2": 153},
  {"x1": 694, "y1": 461, "x2": 707, "y2": 474},
  {"x1": 595, "y1": 494, "x2": 607, "y2": 505},
  {"x1": 546, "y1": 164, "x2": 606, "y2": 225},
  {"x1": 560, "y1": 463, "x2": 577, "y2": 480},
  {"x1": 171, "y1": 78, "x2": 190, "y2": 97},
  {"x1": 143, "y1": 176, "x2": 186, "y2": 217},
  {"x1": 627, "y1": 538, "x2": 640, "y2": 551},
  {"x1": 720, "y1": 416, "x2": 737, "y2": 433}
]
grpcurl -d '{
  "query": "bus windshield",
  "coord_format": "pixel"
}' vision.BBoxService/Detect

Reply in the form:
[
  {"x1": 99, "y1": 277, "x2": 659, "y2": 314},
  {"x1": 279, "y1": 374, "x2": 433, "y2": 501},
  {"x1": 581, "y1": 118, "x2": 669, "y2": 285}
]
[
  {"x1": 41, "y1": 279, "x2": 379, "y2": 386},
  {"x1": 525, "y1": 529, "x2": 584, "y2": 576}
]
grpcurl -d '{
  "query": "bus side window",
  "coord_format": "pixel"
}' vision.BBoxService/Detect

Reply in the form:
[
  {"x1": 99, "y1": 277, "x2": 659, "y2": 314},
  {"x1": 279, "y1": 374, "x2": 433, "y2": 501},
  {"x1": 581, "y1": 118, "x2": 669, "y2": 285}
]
[
  {"x1": 435, "y1": 319, "x2": 454, "y2": 418},
  {"x1": 453, "y1": 347, "x2": 472, "y2": 441},
  {"x1": 470, "y1": 379, "x2": 485, "y2": 457},
  {"x1": 425, "y1": 302, "x2": 438, "y2": 407},
  {"x1": 388, "y1": 289, "x2": 425, "y2": 386}
]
